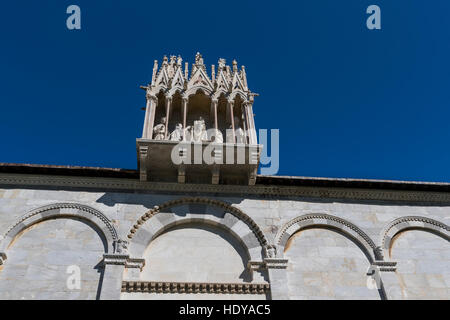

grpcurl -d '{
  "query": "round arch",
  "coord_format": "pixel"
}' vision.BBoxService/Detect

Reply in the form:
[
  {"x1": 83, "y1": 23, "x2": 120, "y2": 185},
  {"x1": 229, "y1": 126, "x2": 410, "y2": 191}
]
[
  {"x1": 275, "y1": 213, "x2": 380, "y2": 262},
  {"x1": 0, "y1": 203, "x2": 118, "y2": 254},
  {"x1": 380, "y1": 216, "x2": 450, "y2": 259},
  {"x1": 127, "y1": 197, "x2": 268, "y2": 262}
]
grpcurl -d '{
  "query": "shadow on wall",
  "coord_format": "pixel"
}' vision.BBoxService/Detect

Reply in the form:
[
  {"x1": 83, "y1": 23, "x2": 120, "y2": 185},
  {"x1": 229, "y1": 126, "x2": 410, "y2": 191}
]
[
  {"x1": 95, "y1": 192, "x2": 247, "y2": 208},
  {"x1": 142, "y1": 223, "x2": 254, "y2": 283},
  {"x1": 284, "y1": 226, "x2": 385, "y2": 300},
  {"x1": 0, "y1": 217, "x2": 107, "y2": 300}
]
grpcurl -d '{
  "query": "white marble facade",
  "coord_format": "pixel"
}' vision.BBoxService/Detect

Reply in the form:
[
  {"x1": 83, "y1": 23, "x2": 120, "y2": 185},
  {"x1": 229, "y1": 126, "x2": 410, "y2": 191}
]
[
  {"x1": 0, "y1": 53, "x2": 448, "y2": 300},
  {"x1": 0, "y1": 182, "x2": 448, "y2": 300}
]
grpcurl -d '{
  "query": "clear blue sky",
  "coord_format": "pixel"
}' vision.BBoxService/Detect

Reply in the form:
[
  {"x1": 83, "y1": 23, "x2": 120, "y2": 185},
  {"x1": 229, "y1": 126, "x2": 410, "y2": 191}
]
[{"x1": 1, "y1": 1, "x2": 450, "y2": 182}]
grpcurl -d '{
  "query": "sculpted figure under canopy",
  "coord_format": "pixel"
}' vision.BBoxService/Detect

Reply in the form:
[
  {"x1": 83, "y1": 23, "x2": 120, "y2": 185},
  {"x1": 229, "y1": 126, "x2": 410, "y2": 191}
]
[
  {"x1": 153, "y1": 117, "x2": 166, "y2": 140},
  {"x1": 169, "y1": 123, "x2": 184, "y2": 142},
  {"x1": 226, "y1": 125, "x2": 234, "y2": 143},
  {"x1": 234, "y1": 117, "x2": 246, "y2": 144},
  {"x1": 191, "y1": 117, "x2": 208, "y2": 142},
  {"x1": 209, "y1": 128, "x2": 223, "y2": 144},
  {"x1": 226, "y1": 117, "x2": 247, "y2": 144}
]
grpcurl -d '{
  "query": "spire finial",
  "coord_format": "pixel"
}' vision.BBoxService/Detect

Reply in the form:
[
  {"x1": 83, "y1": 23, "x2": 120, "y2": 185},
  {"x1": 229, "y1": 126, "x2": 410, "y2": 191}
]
[
  {"x1": 232, "y1": 59, "x2": 238, "y2": 73},
  {"x1": 195, "y1": 52, "x2": 204, "y2": 65},
  {"x1": 151, "y1": 60, "x2": 158, "y2": 85},
  {"x1": 218, "y1": 58, "x2": 226, "y2": 70}
]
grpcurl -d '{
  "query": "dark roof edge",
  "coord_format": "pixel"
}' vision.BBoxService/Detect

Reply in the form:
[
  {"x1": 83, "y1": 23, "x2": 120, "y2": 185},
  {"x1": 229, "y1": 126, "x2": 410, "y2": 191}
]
[
  {"x1": 257, "y1": 175, "x2": 450, "y2": 192},
  {"x1": 0, "y1": 163, "x2": 139, "y2": 179},
  {"x1": 1, "y1": 163, "x2": 449, "y2": 193}
]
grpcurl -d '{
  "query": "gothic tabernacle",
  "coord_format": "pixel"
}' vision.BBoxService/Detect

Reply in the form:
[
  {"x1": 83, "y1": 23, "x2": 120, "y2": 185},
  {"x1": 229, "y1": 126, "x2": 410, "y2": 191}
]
[{"x1": 137, "y1": 52, "x2": 260, "y2": 185}]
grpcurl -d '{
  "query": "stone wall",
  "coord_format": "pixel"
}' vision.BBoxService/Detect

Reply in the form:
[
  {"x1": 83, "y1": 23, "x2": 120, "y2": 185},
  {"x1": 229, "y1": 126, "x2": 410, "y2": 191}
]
[
  {"x1": 139, "y1": 225, "x2": 251, "y2": 283},
  {"x1": 389, "y1": 229, "x2": 450, "y2": 299},
  {"x1": 0, "y1": 185, "x2": 448, "y2": 300},
  {"x1": 0, "y1": 217, "x2": 105, "y2": 299},
  {"x1": 284, "y1": 228, "x2": 380, "y2": 299}
]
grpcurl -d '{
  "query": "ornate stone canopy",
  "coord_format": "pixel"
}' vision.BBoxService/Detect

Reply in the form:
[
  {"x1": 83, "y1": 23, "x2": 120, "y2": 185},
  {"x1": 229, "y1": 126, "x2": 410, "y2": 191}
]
[{"x1": 136, "y1": 53, "x2": 261, "y2": 185}]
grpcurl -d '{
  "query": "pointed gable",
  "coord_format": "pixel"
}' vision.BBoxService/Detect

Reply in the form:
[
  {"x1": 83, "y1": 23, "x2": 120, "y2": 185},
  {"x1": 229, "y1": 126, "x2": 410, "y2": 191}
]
[
  {"x1": 187, "y1": 66, "x2": 214, "y2": 93},
  {"x1": 231, "y1": 72, "x2": 245, "y2": 92},
  {"x1": 215, "y1": 70, "x2": 230, "y2": 92},
  {"x1": 154, "y1": 67, "x2": 170, "y2": 88},
  {"x1": 171, "y1": 67, "x2": 185, "y2": 88}
]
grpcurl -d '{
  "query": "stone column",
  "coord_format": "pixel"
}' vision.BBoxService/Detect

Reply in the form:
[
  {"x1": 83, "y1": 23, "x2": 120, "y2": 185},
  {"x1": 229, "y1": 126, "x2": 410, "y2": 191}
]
[
  {"x1": 245, "y1": 102, "x2": 257, "y2": 145},
  {"x1": 182, "y1": 95, "x2": 188, "y2": 140},
  {"x1": 142, "y1": 93, "x2": 158, "y2": 139},
  {"x1": 369, "y1": 261, "x2": 398, "y2": 300},
  {"x1": 241, "y1": 104, "x2": 248, "y2": 144},
  {"x1": 264, "y1": 249, "x2": 290, "y2": 300},
  {"x1": 212, "y1": 98, "x2": 218, "y2": 130},
  {"x1": 227, "y1": 99, "x2": 235, "y2": 143},
  {"x1": 99, "y1": 254, "x2": 128, "y2": 300},
  {"x1": 164, "y1": 95, "x2": 172, "y2": 139}
]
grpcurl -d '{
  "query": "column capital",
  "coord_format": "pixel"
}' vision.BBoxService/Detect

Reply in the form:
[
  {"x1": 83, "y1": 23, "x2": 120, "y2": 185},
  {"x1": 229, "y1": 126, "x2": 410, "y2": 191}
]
[
  {"x1": 102, "y1": 253, "x2": 129, "y2": 266},
  {"x1": 263, "y1": 258, "x2": 289, "y2": 269},
  {"x1": 146, "y1": 92, "x2": 158, "y2": 101},
  {"x1": 102, "y1": 253, "x2": 146, "y2": 270},
  {"x1": 371, "y1": 260, "x2": 397, "y2": 272},
  {"x1": 165, "y1": 94, "x2": 173, "y2": 102}
]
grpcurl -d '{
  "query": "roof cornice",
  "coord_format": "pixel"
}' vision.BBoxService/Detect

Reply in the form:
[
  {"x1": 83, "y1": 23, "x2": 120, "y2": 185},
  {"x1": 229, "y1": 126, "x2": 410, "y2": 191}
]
[{"x1": 1, "y1": 171, "x2": 450, "y2": 204}]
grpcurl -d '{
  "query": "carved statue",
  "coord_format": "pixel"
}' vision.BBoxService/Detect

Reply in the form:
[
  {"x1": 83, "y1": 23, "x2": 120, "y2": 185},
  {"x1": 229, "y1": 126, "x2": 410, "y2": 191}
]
[
  {"x1": 265, "y1": 245, "x2": 277, "y2": 258},
  {"x1": 184, "y1": 126, "x2": 192, "y2": 142},
  {"x1": 114, "y1": 239, "x2": 129, "y2": 254},
  {"x1": 195, "y1": 52, "x2": 204, "y2": 65},
  {"x1": 170, "y1": 123, "x2": 184, "y2": 141},
  {"x1": 232, "y1": 59, "x2": 238, "y2": 73},
  {"x1": 234, "y1": 117, "x2": 246, "y2": 144},
  {"x1": 191, "y1": 117, "x2": 208, "y2": 142},
  {"x1": 168, "y1": 56, "x2": 176, "y2": 77},
  {"x1": 225, "y1": 118, "x2": 246, "y2": 144},
  {"x1": 218, "y1": 58, "x2": 226, "y2": 70},
  {"x1": 226, "y1": 125, "x2": 235, "y2": 143},
  {"x1": 209, "y1": 128, "x2": 223, "y2": 143},
  {"x1": 153, "y1": 117, "x2": 166, "y2": 140}
]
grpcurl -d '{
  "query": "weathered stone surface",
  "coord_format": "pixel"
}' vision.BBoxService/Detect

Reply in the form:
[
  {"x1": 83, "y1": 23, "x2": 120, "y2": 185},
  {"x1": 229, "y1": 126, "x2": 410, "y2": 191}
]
[{"x1": 0, "y1": 186, "x2": 448, "y2": 300}]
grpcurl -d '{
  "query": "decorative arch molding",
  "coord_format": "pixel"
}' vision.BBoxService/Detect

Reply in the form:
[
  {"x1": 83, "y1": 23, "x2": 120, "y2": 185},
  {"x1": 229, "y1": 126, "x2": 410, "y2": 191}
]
[
  {"x1": 154, "y1": 86, "x2": 170, "y2": 97},
  {"x1": 185, "y1": 85, "x2": 213, "y2": 97},
  {"x1": 381, "y1": 216, "x2": 450, "y2": 258},
  {"x1": 167, "y1": 86, "x2": 184, "y2": 97},
  {"x1": 126, "y1": 197, "x2": 268, "y2": 261},
  {"x1": 228, "y1": 90, "x2": 248, "y2": 103},
  {"x1": 0, "y1": 203, "x2": 119, "y2": 254},
  {"x1": 275, "y1": 213, "x2": 380, "y2": 261},
  {"x1": 212, "y1": 89, "x2": 229, "y2": 100}
]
